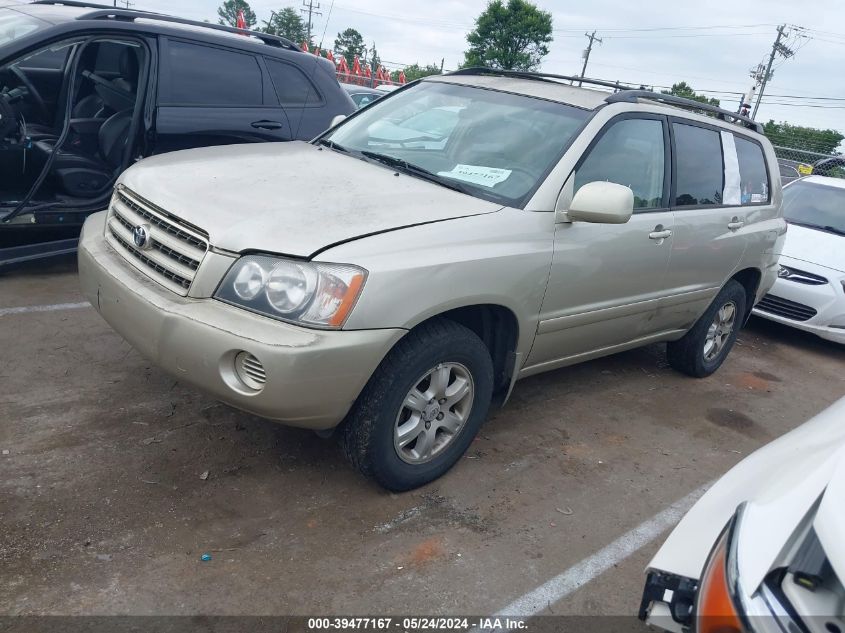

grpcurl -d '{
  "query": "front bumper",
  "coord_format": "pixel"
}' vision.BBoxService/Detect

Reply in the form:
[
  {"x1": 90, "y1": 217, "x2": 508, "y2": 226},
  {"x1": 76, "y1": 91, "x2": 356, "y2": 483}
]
[
  {"x1": 78, "y1": 212, "x2": 405, "y2": 430},
  {"x1": 753, "y1": 257, "x2": 845, "y2": 344}
]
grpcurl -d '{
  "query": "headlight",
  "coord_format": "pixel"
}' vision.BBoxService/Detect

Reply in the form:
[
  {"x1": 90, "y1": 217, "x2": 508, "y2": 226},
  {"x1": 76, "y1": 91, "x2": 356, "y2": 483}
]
[
  {"x1": 215, "y1": 255, "x2": 366, "y2": 329},
  {"x1": 695, "y1": 506, "x2": 746, "y2": 633}
]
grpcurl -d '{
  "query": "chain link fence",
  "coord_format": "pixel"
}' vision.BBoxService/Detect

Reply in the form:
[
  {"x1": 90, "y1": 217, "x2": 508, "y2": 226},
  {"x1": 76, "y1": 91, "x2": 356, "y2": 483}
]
[{"x1": 773, "y1": 146, "x2": 845, "y2": 184}]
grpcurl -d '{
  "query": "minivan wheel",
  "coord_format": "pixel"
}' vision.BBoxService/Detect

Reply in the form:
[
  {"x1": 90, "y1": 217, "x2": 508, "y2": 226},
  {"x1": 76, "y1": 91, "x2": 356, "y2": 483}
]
[
  {"x1": 667, "y1": 280, "x2": 747, "y2": 378},
  {"x1": 340, "y1": 318, "x2": 494, "y2": 492}
]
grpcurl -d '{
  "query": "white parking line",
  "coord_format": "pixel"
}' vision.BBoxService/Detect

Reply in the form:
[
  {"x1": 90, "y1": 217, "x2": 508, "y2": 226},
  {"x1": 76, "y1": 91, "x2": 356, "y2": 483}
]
[
  {"x1": 483, "y1": 481, "x2": 713, "y2": 626},
  {"x1": 0, "y1": 302, "x2": 90, "y2": 317}
]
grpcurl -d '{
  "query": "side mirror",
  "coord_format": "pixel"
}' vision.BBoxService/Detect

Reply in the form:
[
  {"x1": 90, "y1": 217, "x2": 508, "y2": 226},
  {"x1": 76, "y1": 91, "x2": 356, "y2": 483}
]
[
  {"x1": 330, "y1": 114, "x2": 347, "y2": 128},
  {"x1": 567, "y1": 181, "x2": 634, "y2": 224}
]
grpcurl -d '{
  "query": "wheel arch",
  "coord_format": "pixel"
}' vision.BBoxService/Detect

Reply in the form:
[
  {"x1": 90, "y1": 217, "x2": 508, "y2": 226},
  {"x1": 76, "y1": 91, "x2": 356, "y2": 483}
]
[
  {"x1": 409, "y1": 303, "x2": 521, "y2": 403},
  {"x1": 730, "y1": 267, "x2": 763, "y2": 324}
]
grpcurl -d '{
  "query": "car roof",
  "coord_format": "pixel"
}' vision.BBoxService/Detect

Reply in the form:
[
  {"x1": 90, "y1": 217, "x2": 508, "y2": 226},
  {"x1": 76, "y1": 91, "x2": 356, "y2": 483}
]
[
  {"x1": 341, "y1": 84, "x2": 381, "y2": 95},
  {"x1": 9, "y1": 2, "x2": 309, "y2": 59},
  {"x1": 428, "y1": 74, "x2": 611, "y2": 110},
  {"x1": 800, "y1": 175, "x2": 845, "y2": 189}
]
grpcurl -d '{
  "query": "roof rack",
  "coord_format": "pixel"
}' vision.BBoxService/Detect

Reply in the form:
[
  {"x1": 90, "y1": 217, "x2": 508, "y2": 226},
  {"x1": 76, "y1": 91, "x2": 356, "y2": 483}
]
[
  {"x1": 448, "y1": 67, "x2": 637, "y2": 92},
  {"x1": 32, "y1": 1, "x2": 300, "y2": 51},
  {"x1": 606, "y1": 90, "x2": 763, "y2": 133},
  {"x1": 447, "y1": 67, "x2": 764, "y2": 134}
]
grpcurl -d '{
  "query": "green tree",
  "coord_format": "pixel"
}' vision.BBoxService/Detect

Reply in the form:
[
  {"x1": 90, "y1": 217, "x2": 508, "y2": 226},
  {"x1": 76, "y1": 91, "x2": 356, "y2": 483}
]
[
  {"x1": 263, "y1": 7, "x2": 306, "y2": 43},
  {"x1": 763, "y1": 120, "x2": 844, "y2": 158},
  {"x1": 661, "y1": 82, "x2": 720, "y2": 107},
  {"x1": 402, "y1": 63, "x2": 442, "y2": 81},
  {"x1": 333, "y1": 28, "x2": 365, "y2": 67},
  {"x1": 462, "y1": 0, "x2": 552, "y2": 71},
  {"x1": 217, "y1": 0, "x2": 256, "y2": 28}
]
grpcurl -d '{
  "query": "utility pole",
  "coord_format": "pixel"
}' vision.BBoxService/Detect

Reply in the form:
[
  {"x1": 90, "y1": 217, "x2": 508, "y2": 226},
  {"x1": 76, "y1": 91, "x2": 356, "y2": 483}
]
[
  {"x1": 578, "y1": 31, "x2": 602, "y2": 87},
  {"x1": 751, "y1": 24, "x2": 794, "y2": 119},
  {"x1": 300, "y1": 0, "x2": 321, "y2": 45}
]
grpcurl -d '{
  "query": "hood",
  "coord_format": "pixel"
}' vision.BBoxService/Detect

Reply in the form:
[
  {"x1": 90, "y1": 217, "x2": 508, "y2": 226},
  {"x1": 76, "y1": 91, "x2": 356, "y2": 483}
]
[
  {"x1": 648, "y1": 396, "x2": 845, "y2": 587},
  {"x1": 119, "y1": 142, "x2": 502, "y2": 257},
  {"x1": 783, "y1": 222, "x2": 845, "y2": 273}
]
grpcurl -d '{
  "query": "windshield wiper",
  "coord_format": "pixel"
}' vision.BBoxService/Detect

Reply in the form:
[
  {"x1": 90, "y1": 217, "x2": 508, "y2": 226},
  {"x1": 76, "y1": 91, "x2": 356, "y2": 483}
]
[
  {"x1": 315, "y1": 138, "x2": 349, "y2": 153},
  {"x1": 359, "y1": 150, "x2": 472, "y2": 195}
]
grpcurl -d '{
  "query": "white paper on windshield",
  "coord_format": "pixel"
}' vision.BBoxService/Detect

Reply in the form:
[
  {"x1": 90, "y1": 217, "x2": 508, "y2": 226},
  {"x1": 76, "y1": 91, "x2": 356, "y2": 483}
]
[
  {"x1": 721, "y1": 131, "x2": 742, "y2": 206},
  {"x1": 438, "y1": 164, "x2": 512, "y2": 188}
]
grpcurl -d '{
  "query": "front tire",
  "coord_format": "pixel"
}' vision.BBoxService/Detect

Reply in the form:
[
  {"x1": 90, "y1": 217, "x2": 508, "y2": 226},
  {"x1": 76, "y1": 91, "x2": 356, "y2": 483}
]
[
  {"x1": 667, "y1": 280, "x2": 747, "y2": 378},
  {"x1": 341, "y1": 318, "x2": 494, "y2": 492}
]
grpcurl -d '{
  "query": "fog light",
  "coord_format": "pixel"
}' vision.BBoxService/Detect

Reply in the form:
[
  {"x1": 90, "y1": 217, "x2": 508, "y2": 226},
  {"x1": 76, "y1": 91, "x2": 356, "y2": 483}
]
[{"x1": 234, "y1": 352, "x2": 266, "y2": 391}]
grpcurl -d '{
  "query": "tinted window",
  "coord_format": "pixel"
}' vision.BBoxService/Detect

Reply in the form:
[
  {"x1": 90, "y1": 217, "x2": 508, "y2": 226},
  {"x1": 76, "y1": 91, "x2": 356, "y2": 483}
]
[
  {"x1": 166, "y1": 41, "x2": 262, "y2": 106},
  {"x1": 351, "y1": 93, "x2": 378, "y2": 108},
  {"x1": 574, "y1": 118, "x2": 665, "y2": 209},
  {"x1": 265, "y1": 59, "x2": 319, "y2": 105},
  {"x1": 674, "y1": 123, "x2": 723, "y2": 206},
  {"x1": 735, "y1": 137, "x2": 769, "y2": 204},
  {"x1": 17, "y1": 45, "x2": 70, "y2": 70}
]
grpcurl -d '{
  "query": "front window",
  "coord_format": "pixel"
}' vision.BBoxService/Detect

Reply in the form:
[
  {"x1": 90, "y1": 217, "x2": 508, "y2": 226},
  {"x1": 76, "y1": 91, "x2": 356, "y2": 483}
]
[
  {"x1": 323, "y1": 81, "x2": 590, "y2": 207},
  {"x1": 783, "y1": 180, "x2": 845, "y2": 236},
  {"x1": 0, "y1": 8, "x2": 48, "y2": 46}
]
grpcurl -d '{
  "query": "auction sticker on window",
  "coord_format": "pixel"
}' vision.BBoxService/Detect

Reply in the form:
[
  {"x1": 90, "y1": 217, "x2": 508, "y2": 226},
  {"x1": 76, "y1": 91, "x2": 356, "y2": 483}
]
[{"x1": 438, "y1": 164, "x2": 512, "y2": 187}]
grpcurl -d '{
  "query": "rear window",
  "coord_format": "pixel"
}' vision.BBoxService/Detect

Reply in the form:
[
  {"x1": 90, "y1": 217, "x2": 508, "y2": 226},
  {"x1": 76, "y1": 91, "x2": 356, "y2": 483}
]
[
  {"x1": 265, "y1": 58, "x2": 320, "y2": 105},
  {"x1": 673, "y1": 123, "x2": 724, "y2": 206},
  {"x1": 165, "y1": 40, "x2": 263, "y2": 106},
  {"x1": 735, "y1": 136, "x2": 770, "y2": 204}
]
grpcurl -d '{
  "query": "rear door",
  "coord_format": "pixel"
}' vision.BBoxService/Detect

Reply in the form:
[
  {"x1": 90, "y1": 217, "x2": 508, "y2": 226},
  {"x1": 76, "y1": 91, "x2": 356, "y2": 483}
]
[
  {"x1": 153, "y1": 38, "x2": 292, "y2": 153},
  {"x1": 658, "y1": 120, "x2": 767, "y2": 328}
]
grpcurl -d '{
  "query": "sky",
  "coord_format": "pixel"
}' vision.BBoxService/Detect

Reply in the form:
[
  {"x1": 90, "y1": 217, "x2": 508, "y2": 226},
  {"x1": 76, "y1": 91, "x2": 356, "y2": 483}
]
[{"x1": 53, "y1": 0, "x2": 845, "y2": 140}]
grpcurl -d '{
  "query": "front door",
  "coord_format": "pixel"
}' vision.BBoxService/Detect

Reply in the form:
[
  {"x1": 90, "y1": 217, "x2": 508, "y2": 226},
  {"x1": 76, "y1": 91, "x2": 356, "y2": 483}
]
[{"x1": 526, "y1": 115, "x2": 676, "y2": 372}]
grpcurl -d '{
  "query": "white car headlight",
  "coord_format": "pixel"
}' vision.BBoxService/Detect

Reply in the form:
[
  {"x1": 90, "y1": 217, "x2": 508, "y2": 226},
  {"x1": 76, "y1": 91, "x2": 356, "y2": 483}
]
[{"x1": 215, "y1": 255, "x2": 367, "y2": 329}]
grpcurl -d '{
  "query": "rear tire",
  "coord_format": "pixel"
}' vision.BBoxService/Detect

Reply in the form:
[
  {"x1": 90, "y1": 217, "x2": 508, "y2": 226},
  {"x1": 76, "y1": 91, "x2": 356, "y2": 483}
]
[
  {"x1": 667, "y1": 280, "x2": 747, "y2": 378},
  {"x1": 340, "y1": 318, "x2": 494, "y2": 492}
]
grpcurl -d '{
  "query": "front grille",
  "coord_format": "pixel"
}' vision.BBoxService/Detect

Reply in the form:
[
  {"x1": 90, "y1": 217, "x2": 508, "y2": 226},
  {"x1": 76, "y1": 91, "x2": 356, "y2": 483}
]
[
  {"x1": 779, "y1": 265, "x2": 828, "y2": 286},
  {"x1": 757, "y1": 294, "x2": 818, "y2": 322},
  {"x1": 105, "y1": 187, "x2": 209, "y2": 295}
]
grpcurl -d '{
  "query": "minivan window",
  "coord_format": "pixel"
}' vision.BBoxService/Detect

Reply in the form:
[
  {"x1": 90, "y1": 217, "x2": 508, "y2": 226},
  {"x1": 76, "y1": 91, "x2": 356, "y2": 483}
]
[
  {"x1": 165, "y1": 41, "x2": 263, "y2": 106},
  {"x1": 265, "y1": 58, "x2": 319, "y2": 105},
  {"x1": 324, "y1": 81, "x2": 589, "y2": 207},
  {"x1": 735, "y1": 136, "x2": 770, "y2": 204},
  {"x1": 673, "y1": 123, "x2": 724, "y2": 206},
  {"x1": 574, "y1": 118, "x2": 665, "y2": 210}
]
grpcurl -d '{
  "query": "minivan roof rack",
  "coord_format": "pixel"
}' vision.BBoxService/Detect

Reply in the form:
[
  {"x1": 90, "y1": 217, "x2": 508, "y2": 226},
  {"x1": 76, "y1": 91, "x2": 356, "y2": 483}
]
[
  {"x1": 605, "y1": 90, "x2": 763, "y2": 133},
  {"x1": 448, "y1": 67, "x2": 636, "y2": 92},
  {"x1": 32, "y1": 1, "x2": 300, "y2": 51}
]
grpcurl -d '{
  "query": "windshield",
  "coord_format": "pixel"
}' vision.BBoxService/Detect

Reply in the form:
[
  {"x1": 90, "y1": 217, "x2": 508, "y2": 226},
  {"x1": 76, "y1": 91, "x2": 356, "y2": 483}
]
[
  {"x1": 783, "y1": 180, "x2": 845, "y2": 236},
  {"x1": 324, "y1": 81, "x2": 590, "y2": 207},
  {"x1": 0, "y1": 8, "x2": 48, "y2": 46}
]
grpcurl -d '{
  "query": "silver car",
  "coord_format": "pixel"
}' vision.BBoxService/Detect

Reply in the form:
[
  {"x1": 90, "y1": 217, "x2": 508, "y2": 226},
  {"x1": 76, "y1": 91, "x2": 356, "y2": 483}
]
[{"x1": 77, "y1": 70, "x2": 786, "y2": 491}]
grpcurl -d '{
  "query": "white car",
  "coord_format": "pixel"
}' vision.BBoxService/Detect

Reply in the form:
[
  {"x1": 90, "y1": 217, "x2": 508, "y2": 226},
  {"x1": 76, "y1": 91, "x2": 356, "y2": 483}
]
[
  {"x1": 753, "y1": 175, "x2": 845, "y2": 344},
  {"x1": 640, "y1": 396, "x2": 845, "y2": 633}
]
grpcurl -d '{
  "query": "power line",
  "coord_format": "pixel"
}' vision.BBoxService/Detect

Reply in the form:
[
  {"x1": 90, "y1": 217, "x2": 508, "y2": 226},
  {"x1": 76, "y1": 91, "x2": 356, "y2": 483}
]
[{"x1": 300, "y1": 0, "x2": 321, "y2": 43}]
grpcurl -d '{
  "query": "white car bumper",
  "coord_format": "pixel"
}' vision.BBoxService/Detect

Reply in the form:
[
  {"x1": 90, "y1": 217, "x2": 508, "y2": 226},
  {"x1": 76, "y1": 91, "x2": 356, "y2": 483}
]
[{"x1": 752, "y1": 255, "x2": 845, "y2": 344}]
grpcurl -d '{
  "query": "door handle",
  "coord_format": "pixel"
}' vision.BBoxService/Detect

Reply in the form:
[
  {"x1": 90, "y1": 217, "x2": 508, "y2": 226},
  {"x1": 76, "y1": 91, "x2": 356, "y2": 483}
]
[
  {"x1": 727, "y1": 217, "x2": 745, "y2": 231},
  {"x1": 648, "y1": 228, "x2": 673, "y2": 241},
  {"x1": 251, "y1": 120, "x2": 283, "y2": 130}
]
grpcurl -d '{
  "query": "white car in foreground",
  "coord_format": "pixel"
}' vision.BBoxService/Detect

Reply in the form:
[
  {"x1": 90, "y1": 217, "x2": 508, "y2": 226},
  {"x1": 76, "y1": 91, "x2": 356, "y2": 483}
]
[
  {"x1": 753, "y1": 175, "x2": 845, "y2": 344},
  {"x1": 640, "y1": 396, "x2": 845, "y2": 633}
]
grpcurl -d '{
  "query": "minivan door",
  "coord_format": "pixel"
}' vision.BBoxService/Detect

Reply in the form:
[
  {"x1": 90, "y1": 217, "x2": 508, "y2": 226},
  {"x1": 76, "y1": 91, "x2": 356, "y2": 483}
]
[
  {"x1": 657, "y1": 121, "x2": 765, "y2": 330},
  {"x1": 152, "y1": 38, "x2": 292, "y2": 154},
  {"x1": 526, "y1": 115, "x2": 676, "y2": 372}
]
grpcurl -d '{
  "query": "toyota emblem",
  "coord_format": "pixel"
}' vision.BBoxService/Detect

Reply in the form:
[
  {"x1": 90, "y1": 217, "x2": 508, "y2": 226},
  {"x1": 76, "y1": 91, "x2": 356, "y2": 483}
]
[{"x1": 132, "y1": 224, "x2": 151, "y2": 249}]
